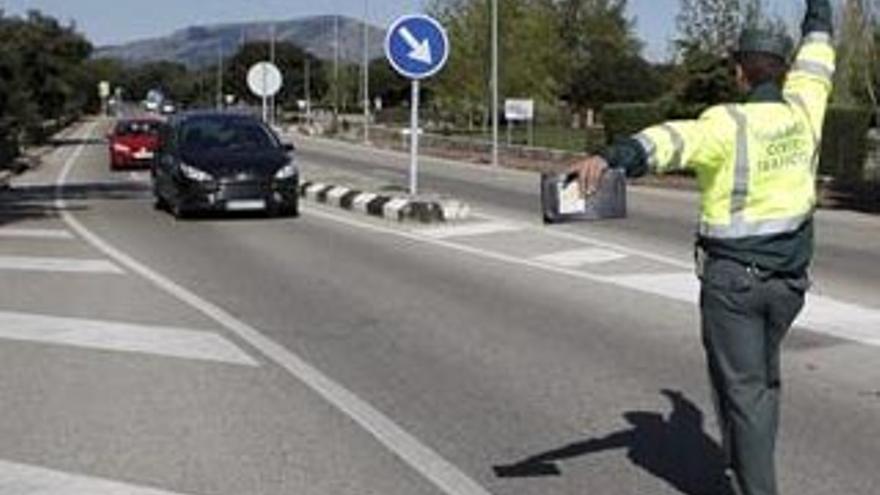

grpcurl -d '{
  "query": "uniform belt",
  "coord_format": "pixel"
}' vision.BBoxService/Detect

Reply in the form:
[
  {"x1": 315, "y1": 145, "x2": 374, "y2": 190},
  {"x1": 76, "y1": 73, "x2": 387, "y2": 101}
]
[{"x1": 696, "y1": 247, "x2": 802, "y2": 281}]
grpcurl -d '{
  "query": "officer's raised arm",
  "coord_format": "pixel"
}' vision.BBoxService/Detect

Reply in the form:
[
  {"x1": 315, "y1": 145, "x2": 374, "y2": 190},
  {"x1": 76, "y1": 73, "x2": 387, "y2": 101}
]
[
  {"x1": 784, "y1": 0, "x2": 835, "y2": 126},
  {"x1": 802, "y1": 0, "x2": 833, "y2": 36}
]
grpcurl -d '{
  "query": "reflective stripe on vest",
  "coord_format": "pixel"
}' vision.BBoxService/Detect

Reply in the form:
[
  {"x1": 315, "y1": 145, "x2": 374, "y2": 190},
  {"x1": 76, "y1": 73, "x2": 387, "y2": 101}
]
[
  {"x1": 784, "y1": 92, "x2": 821, "y2": 174},
  {"x1": 791, "y1": 59, "x2": 834, "y2": 82},
  {"x1": 803, "y1": 32, "x2": 832, "y2": 45},
  {"x1": 699, "y1": 106, "x2": 811, "y2": 240},
  {"x1": 634, "y1": 126, "x2": 685, "y2": 170},
  {"x1": 725, "y1": 106, "x2": 750, "y2": 223},
  {"x1": 659, "y1": 124, "x2": 686, "y2": 169},
  {"x1": 700, "y1": 212, "x2": 811, "y2": 238},
  {"x1": 634, "y1": 133, "x2": 657, "y2": 168}
]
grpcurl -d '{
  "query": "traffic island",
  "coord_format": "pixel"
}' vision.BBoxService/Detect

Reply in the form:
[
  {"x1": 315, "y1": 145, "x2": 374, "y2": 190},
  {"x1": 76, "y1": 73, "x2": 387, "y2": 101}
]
[{"x1": 299, "y1": 181, "x2": 470, "y2": 223}]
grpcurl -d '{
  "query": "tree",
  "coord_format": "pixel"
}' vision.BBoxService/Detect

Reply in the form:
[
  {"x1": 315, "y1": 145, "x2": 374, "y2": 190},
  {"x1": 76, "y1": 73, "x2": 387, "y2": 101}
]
[
  {"x1": 428, "y1": 0, "x2": 658, "y2": 127},
  {"x1": 224, "y1": 41, "x2": 326, "y2": 111},
  {"x1": 429, "y1": 0, "x2": 573, "y2": 126},
  {"x1": 0, "y1": 10, "x2": 92, "y2": 146},
  {"x1": 834, "y1": 0, "x2": 878, "y2": 105},
  {"x1": 673, "y1": 0, "x2": 784, "y2": 109},
  {"x1": 559, "y1": 0, "x2": 664, "y2": 116}
]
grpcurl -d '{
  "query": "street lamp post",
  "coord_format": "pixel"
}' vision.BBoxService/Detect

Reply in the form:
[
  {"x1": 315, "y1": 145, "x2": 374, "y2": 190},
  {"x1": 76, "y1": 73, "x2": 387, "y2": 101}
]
[
  {"x1": 491, "y1": 0, "x2": 499, "y2": 167},
  {"x1": 334, "y1": 14, "x2": 340, "y2": 120},
  {"x1": 216, "y1": 43, "x2": 224, "y2": 109},
  {"x1": 362, "y1": 0, "x2": 370, "y2": 144},
  {"x1": 269, "y1": 23, "x2": 276, "y2": 126}
]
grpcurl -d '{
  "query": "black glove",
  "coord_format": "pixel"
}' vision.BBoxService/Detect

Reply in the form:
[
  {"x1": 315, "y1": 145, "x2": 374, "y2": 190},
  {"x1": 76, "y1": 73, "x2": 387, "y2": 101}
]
[{"x1": 803, "y1": 0, "x2": 833, "y2": 36}]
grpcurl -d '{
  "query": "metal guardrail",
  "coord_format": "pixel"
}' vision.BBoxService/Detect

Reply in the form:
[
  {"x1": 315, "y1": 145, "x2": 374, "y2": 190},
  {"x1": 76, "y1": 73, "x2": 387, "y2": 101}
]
[{"x1": 321, "y1": 124, "x2": 589, "y2": 170}]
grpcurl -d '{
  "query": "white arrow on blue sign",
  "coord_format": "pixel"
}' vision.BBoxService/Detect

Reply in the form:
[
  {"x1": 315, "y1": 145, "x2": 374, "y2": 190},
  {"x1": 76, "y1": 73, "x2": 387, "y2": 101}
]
[{"x1": 385, "y1": 15, "x2": 449, "y2": 80}]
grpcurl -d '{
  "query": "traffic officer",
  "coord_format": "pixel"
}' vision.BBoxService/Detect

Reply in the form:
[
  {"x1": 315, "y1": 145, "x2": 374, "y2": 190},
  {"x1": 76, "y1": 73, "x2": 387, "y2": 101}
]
[{"x1": 571, "y1": 1, "x2": 835, "y2": 494}]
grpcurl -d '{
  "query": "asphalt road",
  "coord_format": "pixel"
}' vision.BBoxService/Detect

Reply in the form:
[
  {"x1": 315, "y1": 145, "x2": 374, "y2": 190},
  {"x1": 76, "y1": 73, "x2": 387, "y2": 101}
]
[{"x1": 0, "y1": 118, "x2": 878, "y2": 495}]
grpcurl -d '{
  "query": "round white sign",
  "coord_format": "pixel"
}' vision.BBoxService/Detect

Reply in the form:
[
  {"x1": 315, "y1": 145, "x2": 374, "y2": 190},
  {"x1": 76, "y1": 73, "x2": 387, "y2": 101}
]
[{"x1": 247, "y1": 62, "x2": 283, "y2": 98}]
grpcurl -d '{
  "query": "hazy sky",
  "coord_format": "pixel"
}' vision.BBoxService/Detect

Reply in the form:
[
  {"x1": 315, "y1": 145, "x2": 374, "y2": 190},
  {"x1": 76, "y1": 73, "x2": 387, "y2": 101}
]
[{"x1": 1, "y1": 0, "x2": 804, "y2": 61}]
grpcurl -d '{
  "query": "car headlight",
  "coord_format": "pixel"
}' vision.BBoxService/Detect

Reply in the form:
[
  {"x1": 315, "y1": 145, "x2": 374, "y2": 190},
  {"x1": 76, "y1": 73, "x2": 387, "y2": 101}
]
[
  {"x1": 274, "y1": 162, "x2": 298, "y2": 180},
  {"x1": 112, "y1": 143, "x2": 131, "y2": 153},
  {"x1": 180, "y1": 163, "x2": 213, "y2": 182}
]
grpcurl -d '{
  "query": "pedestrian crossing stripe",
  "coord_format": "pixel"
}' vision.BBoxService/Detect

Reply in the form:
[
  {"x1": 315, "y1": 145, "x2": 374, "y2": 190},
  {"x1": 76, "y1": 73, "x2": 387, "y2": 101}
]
[
  {"x1": 0, "y1": 311, "x2": 259, "y2": 366},
  {"x1": 0, "y1": 256, "x2": 124, "y2": 274},
  {"x1": 0, "y1": 458, "x2": 192, "y2": 494}
]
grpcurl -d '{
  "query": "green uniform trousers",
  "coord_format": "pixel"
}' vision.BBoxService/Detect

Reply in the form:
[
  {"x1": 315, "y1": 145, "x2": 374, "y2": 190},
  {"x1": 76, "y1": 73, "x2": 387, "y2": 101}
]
[{"x1": 699, "y1": 257, "x2": 807, "y2": 495}]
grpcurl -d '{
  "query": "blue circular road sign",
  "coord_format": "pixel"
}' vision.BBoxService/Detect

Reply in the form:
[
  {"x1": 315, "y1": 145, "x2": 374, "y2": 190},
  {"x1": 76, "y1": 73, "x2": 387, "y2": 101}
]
[{"x1": 385, "y1": 15, "x2": 449, "y2": 80}]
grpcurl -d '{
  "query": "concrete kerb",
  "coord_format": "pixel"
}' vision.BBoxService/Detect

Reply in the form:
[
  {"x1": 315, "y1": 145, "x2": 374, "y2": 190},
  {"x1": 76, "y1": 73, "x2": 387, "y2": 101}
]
[
  {"x1": 1, "y1": 120, "x2": 86, "y2": 188},
  {"x1": 299, "y1": 181, "x2": 470, "y2": 223}
]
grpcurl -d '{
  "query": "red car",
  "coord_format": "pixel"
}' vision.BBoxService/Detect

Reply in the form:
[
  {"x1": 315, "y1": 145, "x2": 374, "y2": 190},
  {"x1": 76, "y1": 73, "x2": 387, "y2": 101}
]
[{"x1": 108, "y1": 119, "x2": 161, "y2": 170}]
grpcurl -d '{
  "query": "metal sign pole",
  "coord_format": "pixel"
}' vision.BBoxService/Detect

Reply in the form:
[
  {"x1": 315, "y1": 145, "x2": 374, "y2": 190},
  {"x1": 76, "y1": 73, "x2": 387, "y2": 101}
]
[
  {"x1": 262, "y1": 66, "x2": 268, "y2": 123},
  {"x1": 410, "y1": 80, "x2": 419, "y2": 196}
]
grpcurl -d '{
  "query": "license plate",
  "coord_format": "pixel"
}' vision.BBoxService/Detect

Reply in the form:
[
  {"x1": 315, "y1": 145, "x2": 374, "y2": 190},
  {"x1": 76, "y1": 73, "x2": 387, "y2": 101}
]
[
  {"x1": 226, "y1": 200, "x2": 266, "y2": 211},
  {"x1": 133, "y1": 150, "x2": 154, "y2": 160}
]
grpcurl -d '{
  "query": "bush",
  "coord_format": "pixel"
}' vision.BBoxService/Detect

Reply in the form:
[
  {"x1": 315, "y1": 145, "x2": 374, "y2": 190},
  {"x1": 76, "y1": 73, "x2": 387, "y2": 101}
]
[
  {"x1": 0, "y1": 126, "x2": 18, "y2": 168},
  {"x1": 602, "y1": 103, "x2": 665, "y2": 144},
  {"x1": 819, "y1": 105, "x2": 874, "y2": 185}
]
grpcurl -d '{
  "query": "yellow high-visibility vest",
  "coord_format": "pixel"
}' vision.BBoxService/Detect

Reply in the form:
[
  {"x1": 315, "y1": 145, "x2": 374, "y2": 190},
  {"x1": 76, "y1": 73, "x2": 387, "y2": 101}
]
[{"x1": 635, "y1": 32, "x2": 835, "y2": 239}]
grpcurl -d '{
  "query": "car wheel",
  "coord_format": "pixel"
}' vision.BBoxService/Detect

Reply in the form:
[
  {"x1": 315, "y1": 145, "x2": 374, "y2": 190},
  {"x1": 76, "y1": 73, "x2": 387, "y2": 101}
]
[
  {"x1": 280, "y1": 198, "x2": 299, "y2": 218},
  {"x1": 152, "y1": 185, "x2": 167, "y2": 211},
  {"x1": 171, "y1": 200, "x2": 189, "y2": 220}
]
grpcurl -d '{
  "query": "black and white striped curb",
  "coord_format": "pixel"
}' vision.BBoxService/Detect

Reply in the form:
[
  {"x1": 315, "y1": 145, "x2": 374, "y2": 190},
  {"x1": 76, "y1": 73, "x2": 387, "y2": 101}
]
[{"x1": 299, "y1": 182, "x2": 470, "y2": 223}]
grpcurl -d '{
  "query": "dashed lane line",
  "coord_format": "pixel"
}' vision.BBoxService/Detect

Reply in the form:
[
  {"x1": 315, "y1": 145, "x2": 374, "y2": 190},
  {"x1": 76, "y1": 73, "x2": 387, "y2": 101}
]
[
  {"x1": 0, "y1": 256, "x2": 124, "y2": 274},
  {"x1": 56, "y1": 122, "x2": 493, "y2": 495},
  {"x1": 0, "y1": 311, "x2": 259, "y2": 366}
]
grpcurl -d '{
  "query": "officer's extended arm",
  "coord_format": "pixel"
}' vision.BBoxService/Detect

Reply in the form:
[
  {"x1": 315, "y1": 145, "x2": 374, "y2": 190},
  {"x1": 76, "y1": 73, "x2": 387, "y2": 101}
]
[{"x1": 597, "y1": 110, "x2": 727, "y2": 179}]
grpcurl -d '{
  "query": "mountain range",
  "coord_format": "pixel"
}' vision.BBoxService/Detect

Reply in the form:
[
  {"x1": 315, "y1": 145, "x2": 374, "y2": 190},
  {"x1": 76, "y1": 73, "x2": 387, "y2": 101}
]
[{"x1": 93, "y1": 16, "x2": 386, "y2": 69}]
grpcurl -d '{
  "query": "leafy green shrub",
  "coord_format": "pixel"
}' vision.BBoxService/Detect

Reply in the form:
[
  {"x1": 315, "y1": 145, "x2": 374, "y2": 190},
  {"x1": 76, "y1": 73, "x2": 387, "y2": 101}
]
[
  {"x1": 602, "y1": 103, "x2": 665, "y2": 144},
  {"x1": 820, "y1": 105, "x2": 873, "y2": 184}
]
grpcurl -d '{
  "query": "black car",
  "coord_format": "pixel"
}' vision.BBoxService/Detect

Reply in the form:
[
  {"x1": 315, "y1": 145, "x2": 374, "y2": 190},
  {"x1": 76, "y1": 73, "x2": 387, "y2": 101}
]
[{"x1": 152, "y1": 111, "x2": 299, "y2": 218}]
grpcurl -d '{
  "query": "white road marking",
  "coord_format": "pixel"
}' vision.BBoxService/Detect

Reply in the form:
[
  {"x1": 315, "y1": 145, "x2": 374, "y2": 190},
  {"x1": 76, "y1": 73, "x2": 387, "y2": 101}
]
[
  {"x1": 0, "y1": 228, "x2": 73, "y2": 240},
  {"x1": 0, "y1": 458, "x2": 190, "y2": 494},
  {"x1": 0, "y1": 311, "x2": 259, "y2": 366},
  {"x1": 55, "y1": 122, "x2": 493, "y2": 495},
  {"x1": 306, "y1": 206, "x2": 880, "y2": 348},
  {"x1": 603, "y1": 272, "x2": 880, "y2": 345},
  {"x1": 605, "y1": 272, "x2": 698, "y2": 304},
  {"x1": 534, "y1": 248, "x2": 628, "y2": 267},
  {"x1": 476, "y1": 212, "x2": 694, "y2": 269},
  {"x1": 416, "y1": 221, "x2": 522, "y2": 239},
  {"x1": 798, "y1": 295, "x2": 880, "y2": 345},
  {"x1": 0, "y1": 256, "x2": 124, "y2": 274}
]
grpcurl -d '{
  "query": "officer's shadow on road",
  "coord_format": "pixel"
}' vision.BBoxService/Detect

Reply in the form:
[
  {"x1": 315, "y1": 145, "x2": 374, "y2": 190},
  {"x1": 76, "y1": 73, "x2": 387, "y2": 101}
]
[{"x1": 493, "y1": 389, "x2": 734, "y2": 495}]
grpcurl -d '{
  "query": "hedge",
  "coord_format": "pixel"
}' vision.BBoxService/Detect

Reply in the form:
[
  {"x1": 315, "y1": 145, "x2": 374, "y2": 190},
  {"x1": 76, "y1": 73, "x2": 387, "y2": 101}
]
[
  {"x1": 601, "y1": 103, "x2": 665, "y2": 144},
  {"x1": 819, "y1": 105, "x2": 874, "y2": 185}
]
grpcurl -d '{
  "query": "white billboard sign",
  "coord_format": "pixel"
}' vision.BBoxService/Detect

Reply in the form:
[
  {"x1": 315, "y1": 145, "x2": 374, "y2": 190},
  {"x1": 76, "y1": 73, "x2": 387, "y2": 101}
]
[{"x1": 504, "y1": 99, "x2": 534, "y2": 121}]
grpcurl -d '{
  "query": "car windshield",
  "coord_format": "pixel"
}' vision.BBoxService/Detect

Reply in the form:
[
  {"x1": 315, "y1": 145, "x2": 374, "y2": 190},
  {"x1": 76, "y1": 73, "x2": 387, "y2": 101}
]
[
  {"x1": 180, "y1": 117, "x2": 277, "y2": 151},
  {"x1": 116, "y1": 121, "x2": 159, "y2": 136}
]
